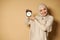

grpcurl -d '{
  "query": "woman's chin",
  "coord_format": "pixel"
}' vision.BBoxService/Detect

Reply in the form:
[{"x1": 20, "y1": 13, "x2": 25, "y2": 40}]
[{"x1": 42, "y1": 15, "x2": 47, "y2": 17}]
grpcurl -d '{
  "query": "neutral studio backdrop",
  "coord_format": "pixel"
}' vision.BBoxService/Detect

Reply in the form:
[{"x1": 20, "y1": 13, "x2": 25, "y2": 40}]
[{"x1": 0, "y1": 0, "x2": 60, "y2": 40}]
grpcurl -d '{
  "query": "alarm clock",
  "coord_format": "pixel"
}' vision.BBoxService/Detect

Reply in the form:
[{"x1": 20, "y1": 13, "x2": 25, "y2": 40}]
[{"x1": 26, "y1": 9, "x2": 32, "y2": 17}]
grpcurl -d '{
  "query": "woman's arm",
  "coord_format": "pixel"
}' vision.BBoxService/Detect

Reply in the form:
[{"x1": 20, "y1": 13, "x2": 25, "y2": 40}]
[
  {"x1": 35, "y1": 16, "x2": 54, "y2": 31},
  {"x1": 25, "y1": 17, "x2": 31, "y2": 26}
]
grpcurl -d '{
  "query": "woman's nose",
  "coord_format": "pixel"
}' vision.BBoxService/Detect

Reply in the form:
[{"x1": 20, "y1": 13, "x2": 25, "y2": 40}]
[{"x1": 42, "y1": 10, "x2": 46, "y2": 13}]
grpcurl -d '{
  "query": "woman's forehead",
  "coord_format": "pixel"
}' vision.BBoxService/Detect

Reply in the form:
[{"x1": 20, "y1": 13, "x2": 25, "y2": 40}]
[{"x1": 40, "y1": 6, "x2": 46, "y2": 10}]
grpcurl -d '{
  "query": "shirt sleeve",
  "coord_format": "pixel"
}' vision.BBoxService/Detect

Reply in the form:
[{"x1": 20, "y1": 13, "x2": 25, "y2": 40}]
[
  {"x1": 35, "y1": 16, "x2": 54, "y2": 32},
  {"x1": 25, "y1": 17, "x2": 31, "y2": 26},
  {"x1": 45, "y1": 16, "x2": 54, "y2": 32},
  {"x1": 42, "y1": 16, "x2": 53, "y2": 31}
]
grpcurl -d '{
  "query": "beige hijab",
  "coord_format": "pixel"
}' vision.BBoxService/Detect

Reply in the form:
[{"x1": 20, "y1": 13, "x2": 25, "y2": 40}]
[{"x1": 38, "y1": 3, "x2": 48, "y2": 16}]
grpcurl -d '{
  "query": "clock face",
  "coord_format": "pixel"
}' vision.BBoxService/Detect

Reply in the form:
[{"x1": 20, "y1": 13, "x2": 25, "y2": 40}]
[{"x1": 26, "y1": 12, "x2": 32, "y2": 17}]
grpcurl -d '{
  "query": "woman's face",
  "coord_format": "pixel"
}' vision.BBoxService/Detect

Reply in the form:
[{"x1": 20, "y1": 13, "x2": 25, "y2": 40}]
[{"x1": 39, "y1": 7, "x2": 48, "y2": 16}]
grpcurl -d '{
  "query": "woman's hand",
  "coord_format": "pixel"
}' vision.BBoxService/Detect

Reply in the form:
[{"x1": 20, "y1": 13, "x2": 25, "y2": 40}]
[{"x1": 30, "y1": 16, "x2": 35, "y2": 21}]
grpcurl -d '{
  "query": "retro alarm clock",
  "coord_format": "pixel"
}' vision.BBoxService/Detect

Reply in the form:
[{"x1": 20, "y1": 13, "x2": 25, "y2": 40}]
[{"x1": 26, "y1": 9, "x2": 32, "y2": 17}]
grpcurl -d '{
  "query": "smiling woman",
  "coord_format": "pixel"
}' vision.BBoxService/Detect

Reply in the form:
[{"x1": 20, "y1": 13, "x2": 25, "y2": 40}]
[
  {"x1": 38, "y1": 3, "x2": 48, "y2": 17},
  {"x1": 0, "y1": 0, "x2": 60, "y2": 40},
  {"x1": 25, "y1": 3, "x2": 54, "y2": 40}
]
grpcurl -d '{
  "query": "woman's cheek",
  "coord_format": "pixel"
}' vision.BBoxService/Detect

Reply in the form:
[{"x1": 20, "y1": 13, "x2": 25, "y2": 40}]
[
  {"x1": 40, "y1": 12, "x2": 42, "y2": 14},
  {"x1": 45, "y1": 10, "x2": 47, "y2": 13}
]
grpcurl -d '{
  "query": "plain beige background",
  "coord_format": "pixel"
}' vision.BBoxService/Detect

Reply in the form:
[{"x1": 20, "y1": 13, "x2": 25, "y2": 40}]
[{"x1": 0, "y1": 0, "x2": 60, "y2": 40}]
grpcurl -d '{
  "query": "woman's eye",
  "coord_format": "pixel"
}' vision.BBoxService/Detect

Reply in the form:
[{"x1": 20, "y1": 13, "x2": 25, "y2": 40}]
[
  {"x1": 40, "y1": 10, "x2": 42, "y2": 12},
  {"x1": 44, "y1": 8, "x2": 46, "y2": 10}
]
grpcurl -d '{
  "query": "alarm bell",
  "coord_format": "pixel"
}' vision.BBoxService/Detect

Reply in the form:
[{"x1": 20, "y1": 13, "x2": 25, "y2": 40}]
[{"x1": 26, "y1": 9, "x2": 32, "y2": 17}]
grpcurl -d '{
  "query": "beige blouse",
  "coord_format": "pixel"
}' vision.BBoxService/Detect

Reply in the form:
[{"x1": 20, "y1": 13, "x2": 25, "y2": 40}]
[{"x1": 25, "y1": 15, "x2": 53, "y2": 40}]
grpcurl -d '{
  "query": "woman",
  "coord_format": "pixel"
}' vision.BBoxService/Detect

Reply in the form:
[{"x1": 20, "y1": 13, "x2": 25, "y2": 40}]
[{"x1": 25, "y1": 3, "x2": 54, "y2": 40}]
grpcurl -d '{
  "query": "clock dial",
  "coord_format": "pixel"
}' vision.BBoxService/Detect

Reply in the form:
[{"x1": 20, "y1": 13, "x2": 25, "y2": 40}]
[{"x1": 26, "y1": 12, "x2": 32, "y2": 17}]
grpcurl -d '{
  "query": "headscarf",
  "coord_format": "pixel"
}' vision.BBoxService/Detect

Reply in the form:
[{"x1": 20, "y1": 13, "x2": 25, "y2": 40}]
[{"x1": 38, "y1": 3, "x2": 48, "y2": 16}]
